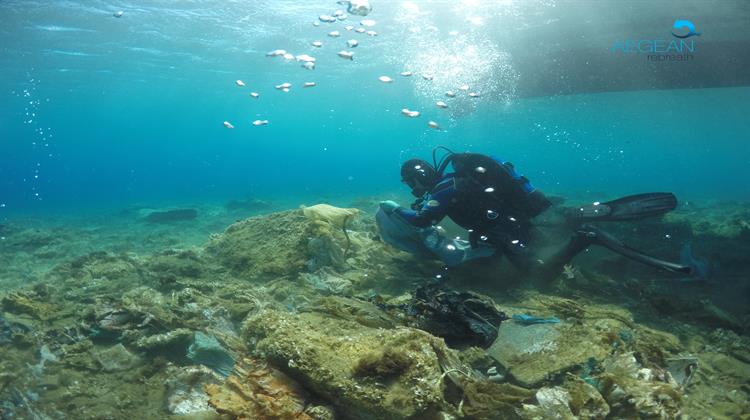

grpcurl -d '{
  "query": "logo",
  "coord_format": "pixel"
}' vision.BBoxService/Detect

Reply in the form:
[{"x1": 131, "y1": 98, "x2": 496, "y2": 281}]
[
  {"x1": 671, "y1": 20, "x2": 701, "y2": 39},
  {"x1": 611, "y1": 19, "x2": 700, "y2": 62}
]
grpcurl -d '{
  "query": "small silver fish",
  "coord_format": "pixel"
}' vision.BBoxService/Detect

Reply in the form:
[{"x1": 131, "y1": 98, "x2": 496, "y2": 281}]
[
  {"x1": 428, "y1": 121, "x2": 440, "y2": 129},
  {"x1": 296, "y1": 54, "x2": 316, "y2": 63},
  {"x1": 328, "y1": 30, "x2": 341, "y2": 37},
  {"x1": 366, "y1": 30, "x2": 378, "y2": 37},
  {"x1": 113, "y1": 11, "x2": 124, "y2": 18},
  {"x1": 422, "y1": 74, "x2": 434, "y2": 81},
  {"x1": 436, "y1": 101, "x2": 448, "y2": 109},
  {"x1": 345, "y1": 25, "x2": 354, "y2": 31},
  {"x1": 235, "y1": 80, "x2": 245, "y2": 87},
  {"x1": 445, "y1": 91, "x2": 456, "y2": 98},
  {"x1": 311, "y1": 41, "x2": 323, "y2": 47},
  {"x1": 282, "y1": 53, "x2": 294, "y2": 60},
  {"x1": 458, "y1": 84, "x2": 469, "y2": 91},
  {"x1": 250, "y1": 92, "x2": 259, "y2": 98},
  {"x1": 266, "y1": 49, "x2": 286, "y2": 57},
  {"x1": 347, "y1": 39, "x2": 359, "y2": 48},
  {"x1": 338, "y1": 0, "x2": 372, "y2": 17},
  {"x1": 313, "y1": 21, "x2": 321, "y2": 27},
  {"x1": 252, "y1": 120, "x2": 269, "y2": 126},
  {"x1": 400, "y1": 71, "x2": 413, "y2": 77},
  {"x1": 401, "y1": 108, "x2": 420, "y2": 118},
  {"x1": 304, "y1": 82, "x2": 316, "y2": 88},
  {"x1": 360, "y1": 19, "x2": 376, "y2": 27},
  {"x1": 319, "y1": 15, "x2": 336, "y2": 23},
  {"x1": 337, "y1": 13, "x2": 348, "y2": 21},
  {"x1": 337, "y1": 50, "x2": 354, "y2": 60},
  {"x1": 468, "y1": 92, "x2": 480, "y2": 98},
  {"x1": 302, "y1": 61, "x2": 315, "y2": 70},
  {"x1": 223, "y1": 121, "x2": 234, "y2": 129},
  {"x1": 275, "y1": 82, "x2": 292, "y2": 90},
  {"x1": 355, "y1": 27, "x2": 365, "y2": 33},
  {"x1": 378, "y1": 76, "x2": 393, "y2": 83}
]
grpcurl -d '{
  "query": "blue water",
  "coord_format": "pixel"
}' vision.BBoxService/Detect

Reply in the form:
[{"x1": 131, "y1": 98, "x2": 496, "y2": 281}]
[{"x1": 1, "y1": 1, "x2": 749, "y2": 217}]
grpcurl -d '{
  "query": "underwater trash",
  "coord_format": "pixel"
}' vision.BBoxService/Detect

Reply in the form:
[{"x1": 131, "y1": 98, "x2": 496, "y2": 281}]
[
  {"x1": 679, "y1": 242, "x2": 711, "y2": 279},
  {"x1": 436, "y1": 100, "x2": 448, "y2": 108},
  {"x1": 205, "y1": 358, "x2": 311, "y2": 419},
  {"x1": 337, "y1": 50, "x2": 354, "y2": 60},
  {"x1": 234, "y1": 79, "x2": 245, "y2": 87},
  {"x1": 400, "y1": 283, "x2": 507, "y2": 347},
  {"x1": 165, "y1": 365, "x2": 221, "y2": 416},
  {"x1": 346, "y1": 39, "x2": 359, "y2": 48},
  {"x1": 512, "y1": 313, "x2": 561, "y2": 325},
  {"x1": 378, "y1": 75, "x2": 393, "y2": 83},
  {"x1": 666, "y1": 356, "x2": 699, "y2": 388},
  {"x1": 144, "y1": 208, "x2": 198, "y2": 223},
  {"x1": 187, "y1": 331, "x2": 235, "y2": 377},
  {"x1": 94, "y1": 343, "x2": 141, "y2": 372},
  {"x1": 252, "y1": 119, "x2": 269, "y2": 126},
  {"x1": 222, "y1": 121, "x2": 234, "y2": 129}
]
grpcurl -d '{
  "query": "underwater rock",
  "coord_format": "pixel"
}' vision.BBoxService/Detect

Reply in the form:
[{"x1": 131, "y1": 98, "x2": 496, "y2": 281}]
[
  {"x1": 206, "y1": 210, "x2": 309, "y2": 278},
  {"x1": 487, "y1": 315, "x2": 620, "y2": 388},
  {"x1": 164, "y1": 365, "x2": 221, "y2": 416},
  {"x1": 143, "y1": 208, "x2": 198, "y2": 223},
  {"x1": 302, "y1": 295, "x2": 397, "y2": 329},
  {"x1": 205, "y1": 357, "x2": 313, "y2": 419},
  {"x1": 186, "y1": 331, "x2": 235, "y2": 377},
  {"x1": 242, "y1": 308, "x2": 474, "y2": 419},
  {"x1": 1, "y1": 290, "x2": 58, "y2": 321},
  {"x1": 94, "y1": 343, "x2": 142, "y2": 372}
]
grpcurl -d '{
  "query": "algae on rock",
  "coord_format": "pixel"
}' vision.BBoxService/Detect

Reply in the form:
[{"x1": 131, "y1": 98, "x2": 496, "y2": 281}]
[{"x1": 242, "y1": 308, "x2": 470, "y2": 419}]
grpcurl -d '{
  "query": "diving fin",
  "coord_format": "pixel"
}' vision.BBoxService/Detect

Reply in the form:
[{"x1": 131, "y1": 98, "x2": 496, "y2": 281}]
[
  {"x1": 566, "y1": 192, "x2": 677, "y2": 223},
  {"x1": 576, "y1": 225, "x2": 693, "y2": 274}
]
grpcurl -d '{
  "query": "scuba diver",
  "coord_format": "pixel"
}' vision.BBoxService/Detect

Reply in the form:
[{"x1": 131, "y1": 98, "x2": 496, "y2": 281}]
[{"x1": 377, "y1": 147, "x2": 692, "y2": 282}]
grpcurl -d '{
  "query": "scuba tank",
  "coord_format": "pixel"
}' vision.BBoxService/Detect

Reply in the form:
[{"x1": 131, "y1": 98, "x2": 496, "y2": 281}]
[{"x1": 433, "y1": 147, "x2": 551, "y2": 242}]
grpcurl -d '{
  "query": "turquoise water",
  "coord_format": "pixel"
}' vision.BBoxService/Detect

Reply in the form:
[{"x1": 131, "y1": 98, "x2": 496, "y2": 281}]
[{"x1": 1, "y1": 1, "x2": 749, "y2": 216}]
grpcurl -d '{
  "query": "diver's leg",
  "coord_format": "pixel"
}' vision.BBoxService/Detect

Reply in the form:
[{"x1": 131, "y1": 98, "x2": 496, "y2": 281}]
[{"x1": 535, "y1": 225, "x2": 692, "y2": 283}]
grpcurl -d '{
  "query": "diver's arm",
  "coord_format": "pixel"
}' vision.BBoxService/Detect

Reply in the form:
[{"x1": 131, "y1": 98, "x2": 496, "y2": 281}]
[{"x1": 395, "y1": 183, "x2": 453, "y2": 227}]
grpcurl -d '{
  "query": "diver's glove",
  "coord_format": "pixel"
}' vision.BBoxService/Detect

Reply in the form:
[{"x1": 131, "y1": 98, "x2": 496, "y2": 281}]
[{"x1": 379, "y1": 200, "x2": 400, "y2": 214}]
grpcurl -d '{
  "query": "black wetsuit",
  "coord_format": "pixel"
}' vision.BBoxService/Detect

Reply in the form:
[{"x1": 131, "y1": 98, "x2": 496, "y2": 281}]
[{"x1": 396, "y1": 172, "x2": 537, "y2": 271}]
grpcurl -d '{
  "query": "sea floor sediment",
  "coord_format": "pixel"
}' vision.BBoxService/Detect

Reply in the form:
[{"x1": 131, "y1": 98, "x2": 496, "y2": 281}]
[{"x1": 1, "y1": 198, "x2": 748, "y2": 419}]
